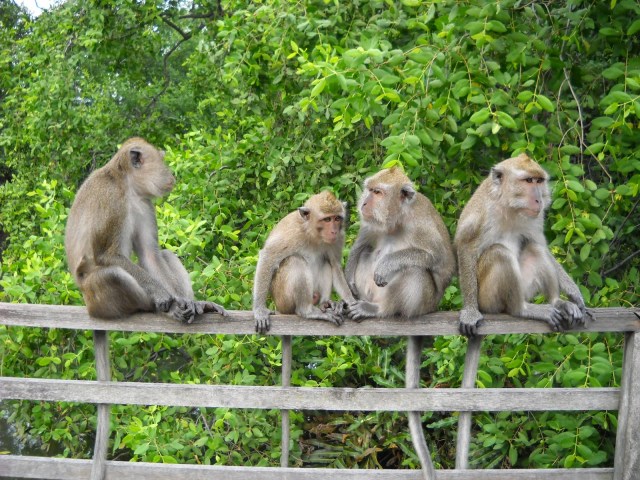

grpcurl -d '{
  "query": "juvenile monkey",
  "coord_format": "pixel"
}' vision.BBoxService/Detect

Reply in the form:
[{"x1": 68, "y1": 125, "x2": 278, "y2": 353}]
[
  {"x1": 252, "y1": 191, "x2": 355, "y2": 334},
  {"x1": 345, "y1": 166, "x2": 455, "y2": 320},
  {"x1": 65, "y1": 137, "x2": 226, "y2": 323},
  {"x1": 455, "y1": 153, "x2": 592, "y2": 336}
]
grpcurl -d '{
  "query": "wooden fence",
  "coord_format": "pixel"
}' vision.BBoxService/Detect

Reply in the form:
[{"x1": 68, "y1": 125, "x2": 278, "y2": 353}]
[{"x1": 0, "y1": 302, "x2": 638, "y2": 480}]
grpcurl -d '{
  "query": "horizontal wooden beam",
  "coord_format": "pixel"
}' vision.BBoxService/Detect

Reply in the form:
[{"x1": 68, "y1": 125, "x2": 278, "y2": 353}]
[
  {"x1": 1, "y1": 303, "x2": 638, "y2": 336},
  {"x1": 0, "y1": 455, "x2": 615, "y2": 480},
  {"x1": 0, "y1": 377, "x2": 619, "y2": 412}
]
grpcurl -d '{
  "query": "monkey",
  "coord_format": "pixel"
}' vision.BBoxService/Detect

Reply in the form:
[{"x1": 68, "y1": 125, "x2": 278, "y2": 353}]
[
  {"x1": 252, "y1": 191, "x2": 355, "y2": 334},
  {"x1": 344, "y1": 166, "x2": 454, "y2": 480},
  {"x1": 454, "y1": 153, "x2": 593, "y2": 337},
  {"x1": 65, "y1": 137, "x2": 227, "y2": 323},
  {"x1": 345, "y1": 166, "x2": 455, "y2": 321}
]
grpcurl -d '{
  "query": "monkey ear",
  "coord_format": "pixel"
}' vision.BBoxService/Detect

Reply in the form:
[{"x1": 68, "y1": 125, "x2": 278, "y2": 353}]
[
  {"x1": 400, "y1": 184, "x2": 416, "y2": 203},
  {"x1": 130, "y1": 147, "x2": 143, "y2": 169},
  {"x1": 491, "y1": 167, "x2": 503, "y2": 184},
  {"x1": 298, "y1": 207, "x2": 311, "y2": 220}
]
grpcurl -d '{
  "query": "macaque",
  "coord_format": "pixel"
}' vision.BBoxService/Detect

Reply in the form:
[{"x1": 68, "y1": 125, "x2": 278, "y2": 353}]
[
  {"x1": 65, "y1": 137, "x2": 226, "y2": 323},
  {"x1": 345, "y1": 166, "x2": 454, "y2": 480},
  {"x1": 345, "y1": 166, "x2": 455, "y2": 320},
  {"x1": 454, "y1": 153, "x2": 592, "y2": 336},
  {"x1": 252, "y1": 191, "x2": 355, "y2": 334}
]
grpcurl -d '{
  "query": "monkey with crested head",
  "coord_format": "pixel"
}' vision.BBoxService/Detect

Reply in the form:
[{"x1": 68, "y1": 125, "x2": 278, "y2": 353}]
[{"x1": 65, "y1": 137, "x2": 227, "y2": 323}]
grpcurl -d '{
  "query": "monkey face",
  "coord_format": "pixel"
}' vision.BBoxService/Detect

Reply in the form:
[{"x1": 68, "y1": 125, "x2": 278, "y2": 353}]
[
  {"x1": 126, "y1": 143, "x2": 176, "y2": 198},
  {"x1": 317, "y1": 215, "x2": 344, "y2": 243}
]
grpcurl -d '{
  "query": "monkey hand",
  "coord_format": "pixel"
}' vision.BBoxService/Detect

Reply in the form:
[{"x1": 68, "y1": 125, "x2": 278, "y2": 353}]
[
  {"x1": 459, "y1": 308, "x2": 483, "y2": 336},
  {"x1": 196, "y1": 300, "x2": 229, "y2": 317},
  {"x1": 153, "y1": 293, "x2": 175, "y2": 313},
  {"x1": 373, "y1": 262, "x2": 392, "y2": 287},
  {"x1": 320, "y1": 300, "x2": 346, "y2": 326},
  {"x1": 346, "y1": 300, "x2": 379, "y2": 322},
  {"x1": 168, "y1": 297, "x2": 197, "y2": 324},
  {"x1": 554, "y1": 300, "x2": 588, "y2": 329},
  {"x1": 254, "y1": 307, "x2": 272, "y2": 334}
]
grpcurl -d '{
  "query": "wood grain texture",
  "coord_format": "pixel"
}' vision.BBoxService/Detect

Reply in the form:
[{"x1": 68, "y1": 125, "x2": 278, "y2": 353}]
[
  {"x1": 1, "y1": 303, "x2": 638, "y2": 336},
  {"x1": 0, "y1": 377, "x2": 620, "y2": 411},
  {"x1": 0, "y1": 455, "x2": 615, "y2": 479}
]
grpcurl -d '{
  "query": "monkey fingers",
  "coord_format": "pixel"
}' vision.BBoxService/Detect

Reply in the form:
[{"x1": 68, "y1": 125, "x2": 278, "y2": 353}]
[
  {"x1": 154, "y1": 294, "x2": 175, "y2": 314},
  {"x1": 254, "y1": 308, "x2": 272, "y2": 334},
  {"x1": 196, "y1": 300, "x2": 229, "y2": 317},
  {"x1": 546, "y1": 308, "x2": 565, "y2": 332},
  {"x1": 168, "y1": 297, "x2": 196, "y2": 324},
  {"x1": 458, "y1": 308, "x2": 484, "y2": 337},
  {"x1": 554, "y1": 300, "x2": 586, "y2": 329},
  {"x1": 346, "y1": 300, "x2": 379, "y2": 322},
  {"x1": 320, "y1": 301, "x2": 346, "y2": 325}
]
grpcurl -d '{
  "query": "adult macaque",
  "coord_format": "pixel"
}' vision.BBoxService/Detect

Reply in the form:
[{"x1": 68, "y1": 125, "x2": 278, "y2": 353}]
[
  {"x1": 345, "y1": 166, "x2": 455, "y2": 320},
  {"x1": 345, "y1": 166, "x2": 454, "y2": 480},
  {"x1": 455, "y1": 153, "x2": 592, "y2": 336},
  {"x1": 252, "y1": 191, "x2": 355, "y2": 334},
  {"x1": 65, "y1": 137, "x2": 226, "y2": 323}
]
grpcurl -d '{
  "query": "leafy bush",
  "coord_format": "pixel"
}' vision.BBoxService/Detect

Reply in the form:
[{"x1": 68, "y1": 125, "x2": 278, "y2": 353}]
[{"x1": 1, "y1": 0, "x2": 638, "y2": 471}]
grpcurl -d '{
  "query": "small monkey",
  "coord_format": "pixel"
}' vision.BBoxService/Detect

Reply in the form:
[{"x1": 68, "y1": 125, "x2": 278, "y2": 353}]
[
  {"x1": 65, "y1": 137, "x2": 226, "y2": 323},
  {"x1": 455, "y1": 153, "x2": 592, "y2": 336},
  {"x1": 252, "y1": 191, "x2": 355, "y2": 334},
  {"x1": 345, "y1": 166, "x2": 455, "y2": 320}
]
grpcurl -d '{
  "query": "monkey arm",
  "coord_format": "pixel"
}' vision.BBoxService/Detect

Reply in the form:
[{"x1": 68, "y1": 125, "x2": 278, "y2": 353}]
[
  {"x1": 373, "y1": 248, "x2": 436, "y2": 287},
  {"x1": 345, "y1": 235, "x2": 371, "y2": 298},
  {"x1": 252, "y1": 249, "x2": 279, "y2": 333},
  {"x1": 99, "y1": 252, "x2": 175, "y2": 312},
  {"x1": 456, "y1": 247, "x2": 484, "y2": 336},
  {"x1": 550, "y1": 256, "x2": 594, "y2": 325}
]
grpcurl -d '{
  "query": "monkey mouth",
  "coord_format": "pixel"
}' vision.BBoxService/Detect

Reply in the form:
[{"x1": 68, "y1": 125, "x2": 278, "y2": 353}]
[{"x1": 521, "y1": 208, "x2": 541, "y2": 218}]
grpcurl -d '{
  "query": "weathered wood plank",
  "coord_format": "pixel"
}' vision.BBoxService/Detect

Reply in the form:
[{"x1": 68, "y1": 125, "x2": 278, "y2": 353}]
[
  {"x1": 0, "y1": 377, "x2": 620, "y2": 412},
  {"x1": 455, "y1": 335, "x2": 483, "y2": 469},
  {"x1": 613, "y1": 331, "x2": 640, "y2": 480},
  {"x1": 406, "y1": 335, "x2": 435, "y2": 479},
  {"x1": 281, "y1": 335, "x2": 292, "y2": 468},
  {"x1": 1, "y1": 303, "x2": 637, "y2": 336},
  {"x1": 0, "y1": 455, "x2": 615, "y2": 480},
  {"x1": 91, "y1": 331, "x2": 111, "y2": 480}
]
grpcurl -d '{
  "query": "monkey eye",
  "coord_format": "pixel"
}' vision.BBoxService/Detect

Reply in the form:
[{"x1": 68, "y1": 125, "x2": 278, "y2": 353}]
[
  {"x1": 335, "y1": 216, "x2": 343, "y2": 222},
  {"x1": 536, "y1": 178, "x2": 544, "y2": 184},
  {"x1": 322, "y1": 217, "x2": 332, "y2": 222},
  {"x1": 525, "y1": 177, "x2": 534, "y2": 183},
  {"x1": 370, "y1": 188, "x2": 382, "y2": 195}
]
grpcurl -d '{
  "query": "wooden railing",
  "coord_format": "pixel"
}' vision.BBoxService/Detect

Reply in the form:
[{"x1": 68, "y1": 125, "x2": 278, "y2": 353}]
[{"x1": 0, "y1": 302, "x2": 638, "y2": 480}]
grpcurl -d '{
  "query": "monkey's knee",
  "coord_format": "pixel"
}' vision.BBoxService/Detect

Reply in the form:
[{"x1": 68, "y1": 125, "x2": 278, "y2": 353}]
[
  {"x1": 477, "y1": 245, "x2": 523, "y2": 314},
  {"x1": 83, "y1": 267, "x2": 153, "y2": 318},
  {"x1": 380, "y1": 269, "x2": 437, "y2": 317},
  {"x1": 272, "y1": 256, "x2": 312, "y2": 314}
]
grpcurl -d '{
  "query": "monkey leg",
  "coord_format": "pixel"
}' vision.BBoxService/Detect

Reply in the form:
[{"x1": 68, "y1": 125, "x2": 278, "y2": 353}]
[
  {"x1": 81, "y1": 266, "x2": 154, "y2": 319},
  {"x1": 478, "y1": 245, "x2": 563, "y2": 331},
  {"x1": 379, "y1": 268, "x2": 438, "y2": 318},
  {"x1": 157, "y1": 250, "x2": 195, "y2": 298},
  {"x1": 273, "y1": 256, "x2": 343, "y2": 326}
]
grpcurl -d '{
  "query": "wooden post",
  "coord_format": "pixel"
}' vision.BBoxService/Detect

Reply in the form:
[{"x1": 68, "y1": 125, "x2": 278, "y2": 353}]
[
  {"x1": 406, "y1": 335, "x2": 436, "y2": 480},
  {"x1": 613, "y1": 331, "x2": 640, "y2": 480},
  {"x1": 280, "y1": 335, "x2": 292, "y2": 468},
  {"x1": 455, "y1": 335, "x2": 483, "y2": 469},
  {"x1": 91, "y1": 330, "x2": 111, "y2": 480}
]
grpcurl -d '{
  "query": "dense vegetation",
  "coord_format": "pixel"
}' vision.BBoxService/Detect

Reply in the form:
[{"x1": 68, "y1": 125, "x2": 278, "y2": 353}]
[{"x1": 0, "y1": 0, "x2": 638, "y2": 471}]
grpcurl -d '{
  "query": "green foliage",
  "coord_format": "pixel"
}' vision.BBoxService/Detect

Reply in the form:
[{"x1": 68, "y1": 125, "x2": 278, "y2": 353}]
[{"x1": 1, "y1": 0, "x2": 638, "y2": 472}]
